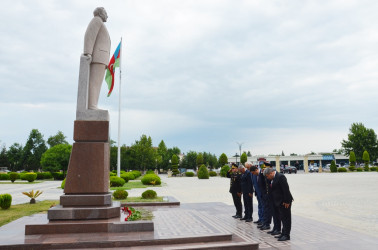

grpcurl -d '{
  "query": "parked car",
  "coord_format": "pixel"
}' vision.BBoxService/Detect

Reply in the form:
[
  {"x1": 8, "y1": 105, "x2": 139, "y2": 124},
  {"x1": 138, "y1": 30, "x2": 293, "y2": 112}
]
[
  {"x1": 309, "y1": 166, "x2": 319, "y2": 173},
  {"x1": 284, "y1": 166, "x2": 297, "y2": 174}
]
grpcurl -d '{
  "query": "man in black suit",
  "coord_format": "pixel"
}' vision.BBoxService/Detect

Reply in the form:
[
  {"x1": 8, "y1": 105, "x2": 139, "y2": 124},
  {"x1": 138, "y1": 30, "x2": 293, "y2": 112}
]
[
  {"x1": 227, "y1": 163, "x2": 243, "y2": 219},
  {"x1": 239, "y1": 165, "x2": 254, "y2": 222},
  {"x1": 264, "y1": 167, "x2": 293, "y2": 241}
]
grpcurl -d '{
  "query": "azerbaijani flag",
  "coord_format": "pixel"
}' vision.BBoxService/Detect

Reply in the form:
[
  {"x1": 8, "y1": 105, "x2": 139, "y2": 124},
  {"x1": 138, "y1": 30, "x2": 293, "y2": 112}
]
[{"x1": 105, "y1": 41, "x2": 121, "y2": 97}]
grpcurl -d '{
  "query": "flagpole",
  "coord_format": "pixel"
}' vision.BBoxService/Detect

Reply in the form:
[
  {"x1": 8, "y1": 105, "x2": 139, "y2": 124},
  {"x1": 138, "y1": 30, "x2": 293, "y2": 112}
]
[{"x1": 117, "y1": 37, "x2": 122, "y2": 177}]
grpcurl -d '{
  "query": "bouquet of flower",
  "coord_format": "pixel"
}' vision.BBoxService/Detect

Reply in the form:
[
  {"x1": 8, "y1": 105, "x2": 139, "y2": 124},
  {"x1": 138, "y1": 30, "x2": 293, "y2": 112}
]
[{"x1": 121, "y1": 206, "x2": 141, "y2": 221}]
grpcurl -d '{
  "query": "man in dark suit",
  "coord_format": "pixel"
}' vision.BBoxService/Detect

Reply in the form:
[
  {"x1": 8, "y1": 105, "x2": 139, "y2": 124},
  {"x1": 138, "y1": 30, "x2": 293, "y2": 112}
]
[
  {"x1": 264, "y1": 167, "x2": 294, "y2": 241},
  {"x1": 250, "y1": 165, "x2": 267, "y2": 228},
  {"x1": 239, "y1": 165, "x2": 254, "y2": 222},
  {"x1": 227, "y1": 163, "x2": 242, "y2": 219}
]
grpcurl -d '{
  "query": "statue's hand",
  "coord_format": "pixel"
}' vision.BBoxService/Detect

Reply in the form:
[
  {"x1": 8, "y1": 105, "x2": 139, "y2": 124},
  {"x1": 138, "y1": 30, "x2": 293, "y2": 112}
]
[{"x1": 84, "y1": 53, "x2": 92, "y2": 62}]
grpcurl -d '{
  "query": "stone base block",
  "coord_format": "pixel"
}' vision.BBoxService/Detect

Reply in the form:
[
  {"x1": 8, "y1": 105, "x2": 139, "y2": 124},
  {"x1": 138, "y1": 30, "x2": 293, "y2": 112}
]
[
  {"x1": 60, "y1": 194, "x2": 112, "y2": 207},
  {"x1": 25, "y1": 220, "x2": 154, "y2": 235},
  {"x1": 73, "y1": 120, "x2": 109, "y2": 142},
  {"x1": 64, "y1": 142, "x2": 109, "y2": 194},
  {"x1": 48, "y1": 204, "x2": 119, "y2": 220}
]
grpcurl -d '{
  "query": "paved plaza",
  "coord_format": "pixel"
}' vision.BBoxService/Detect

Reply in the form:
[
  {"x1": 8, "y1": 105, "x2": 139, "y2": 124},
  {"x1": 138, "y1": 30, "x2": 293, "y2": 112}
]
[{"x1": 0, "y1": 171, "x2": 377, "y2": 249}]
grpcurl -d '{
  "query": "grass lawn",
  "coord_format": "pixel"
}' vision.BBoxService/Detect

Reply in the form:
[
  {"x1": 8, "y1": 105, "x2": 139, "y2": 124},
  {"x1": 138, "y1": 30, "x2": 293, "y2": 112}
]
[
  {"x1": 115, "y1": 196, "x2": 164, "y2": 202},
  {"x1": 0, "y1": 200, "x2": 59, "y2": 227},
  {"x1": 110, "y1": 180, "x2": 161, "y2": 190},
  {"x1": 0, "y1": 181, "x2": 43, "y2": 184}
]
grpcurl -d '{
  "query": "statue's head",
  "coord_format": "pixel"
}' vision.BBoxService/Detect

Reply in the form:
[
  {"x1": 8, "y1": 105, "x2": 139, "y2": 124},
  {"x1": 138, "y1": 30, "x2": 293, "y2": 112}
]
[{"x1": 93, "y1": 7, "x2": 108, "y2": 22}]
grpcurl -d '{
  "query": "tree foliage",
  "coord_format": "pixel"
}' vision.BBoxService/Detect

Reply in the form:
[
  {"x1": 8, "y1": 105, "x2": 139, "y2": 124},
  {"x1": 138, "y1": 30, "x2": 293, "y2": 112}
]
[
  {"x1": 330, "y1": 160, "x2": 337, "y2": 173},
  {"x1": 40, "y1": 144, "x2": 72, "y2": 173},
  {"x1": 341, "y1": 123, "x2": 378, "y2": 163},
  {"x1": 196, "y1": 153, "x2": 204, "y2": 166},
  {"x1": 171, "y1": 154, "x2": 179, "y2": 176},
  {"x1": 23, "y1": 129, "x2": 47, "y2": 171},
  {"x1": 240, "y1": 152, "x2": 247, "y2": 165},
  {"x1": 218, "y1": 153, "x2": 228, "y2": 167},
  {"x1": 362, "y1": 150, "x2": 370, "y2": 171},
  {"x1": 130, "y1": 135, "x2": 155, "y2": 172},
  {"x1": 7, "y1": 143, "x2": 23, "y2": 172},
  {"x1": 47, "y1": 131, "x2": 68, "y2": 148},
  {"x1": 349, "y1": 151, "x2": 356, "y2": 167},
  {"x1": 181, "y1": 151, "x2": 197, "y2": 170}
]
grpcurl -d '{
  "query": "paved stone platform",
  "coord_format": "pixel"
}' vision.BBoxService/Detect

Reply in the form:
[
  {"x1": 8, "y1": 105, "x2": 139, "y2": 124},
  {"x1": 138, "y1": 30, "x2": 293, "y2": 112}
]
[{"x1": 0, "y1": 202, "x2": 377, "y2": 249}]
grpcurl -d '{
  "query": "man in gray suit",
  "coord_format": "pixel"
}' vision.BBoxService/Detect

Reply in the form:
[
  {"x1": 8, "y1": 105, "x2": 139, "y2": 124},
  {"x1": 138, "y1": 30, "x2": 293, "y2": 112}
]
[{"x1": 83, "y1": 7, "x2": 111, "y2": 110}]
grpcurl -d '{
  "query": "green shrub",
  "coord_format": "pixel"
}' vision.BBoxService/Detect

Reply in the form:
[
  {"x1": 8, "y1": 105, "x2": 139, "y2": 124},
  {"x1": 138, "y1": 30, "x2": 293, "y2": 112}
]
[
  {"x1": 61, "y1": 178, "x2": 66, "y2": 189},
  {"x1": 142, "y1": 189, "x2": 157, "y2": 199},
  {"x1": 337, "y1": 167, "x2": 347, "y2": 172},
  {"x1": 141, "y1": 174, "x2": 161, "y2": 185},
  {"x1": 198, "y1": 165, "x2": 209, "y2": 179},
  {"x1": 0, "y1": 194, "x2": 12, "y2": 209},
  {"x1": 52, "y1": 172, "x2": 65, "y2": 180},
  {"x1": 364, "y1": 164, "x2": 370, "y2": 171},
  {"x1": 330, "y1": 161, "x2": 337, "y2": 173},
  {"x1": 209, "y1": 171, "x2": 217, "y2": 176},
  {"x1": 113, "y1": 190, "x2": 128, "y2": 200},
  {"x1": 43, "y1": 172, "x2": 53, "y2": 179},
  {"x1": 20, "y1": 173, "x2": 27, "y2": 180},
  {"x1": 185, "y1": 172, "x2": 194, "y2": 177},
  {"x1": 348, "y1": 166, "x2": 356, "y2": 172},
  {"x1": 24, "y1": 173, "x2": 37, "y2": 182},
  {"x1": 370, "y1": 166, "x2": 377, "y2": 171},
  {"x1": 120, "y1": 172, "x2": 135, "y2": 182},
  {"x1": 146, "y1": 170, "x2": 154, "y2": 175},
  {"x1": 356, "y1": 168, "x2": 363, "y2": 172},
  {"x1": 220, "y1": 165, "x2": 230, "y2": 177},
  {"x1": 9, "y1": 172, "x2": 19, "y2": 183},
  {"x1": 0, "y1": 173, "x2": 10, "y2": 180},
  {"x1": 110, "y1": 176, "x2": 125, "y2": 187},
  {"x1": 109, "y1": 172, "x2": 116, "y2": 176},
  {"x1": 36, "y1": 172, "x2": 45, "y2": 180},
  {"x1": 131, "y1": 170, "x2": 142, "y2": 178}
]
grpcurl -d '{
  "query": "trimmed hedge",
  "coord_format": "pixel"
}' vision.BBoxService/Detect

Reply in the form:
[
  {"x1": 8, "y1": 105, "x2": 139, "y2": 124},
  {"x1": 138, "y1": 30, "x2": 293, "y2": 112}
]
[
  {"x1": 0, "y1": 194, "x2": 12, "y2": 209},
  {"x1": 337, "y1": 167, "x2": 347, "y2": 172},
  {"x1": 209, "y1": 171, "x2": 217, "y2": 177},
  {"x1": 146, "y1": 170, "x2": 155, "y2": 175},
  {"x1": 110, "y1": 176, "x2": 125, "y2": 187},
  {"x1": 131, "y1": 170, "x2": 142, "y2": 178},
  {"x1": 185, "y1": 172, "x2": 194, "y2": 177},
  {"x1": 0, "y1": 174, "x2": 10, "y2": 180},
  {"x1": 141, "y1": 174, "x2": 161, "y2": 185},
  {"x1": 113, "y1": 190, "x2": 128, "y2": 200},
  {"x1": 142, "y1": 189, "x2": 157, "y2": 199},
  {"x1": 36, "y1": 172, "x2": 45, "y2": 180},
  {"x1": 9, "y1": 172, "x2": 19, "y2": 183},
  {"x1": 52, "y1": 172, "x2": 65, "y2": 180},
  {"x1": 121, "y1": 172, "x2": 135, "y2": 182},
  {"x1": 348, "y1": 166, "x2": 356, "y2": 172},
  {"x1": 61, "y1": 178, "x2": 66, "y2": 189},
  {"x1": 24, "y1": 173, "x2": 37, "y2": 182},
  {"x1": 370, "y1": 166, "x2": 377, "y2": 171},
  {"x1": 198, "y1": 165, "x2": 209, "y2": 179},
  {"x1": 109, "y1": 172, "x2": 116, "y2": 176},
  {"x1": 220, "y1": 165, "x2": 230, "y2": 177},
  {"x1": 356, "y1": 168, "x2": 363, "y2": 172}
]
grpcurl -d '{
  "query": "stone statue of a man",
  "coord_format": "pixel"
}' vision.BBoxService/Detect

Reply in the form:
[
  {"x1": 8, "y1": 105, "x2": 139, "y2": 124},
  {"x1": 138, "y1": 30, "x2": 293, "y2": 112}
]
[{"x1": 83, "y1": 7, "x2": 111, "y2": 110}]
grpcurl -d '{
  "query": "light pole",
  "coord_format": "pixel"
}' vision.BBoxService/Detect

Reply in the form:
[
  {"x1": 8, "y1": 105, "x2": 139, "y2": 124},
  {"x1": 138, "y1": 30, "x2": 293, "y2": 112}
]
[{"x1": 236, "y1": 142, "x2": 244, "y2": 158}]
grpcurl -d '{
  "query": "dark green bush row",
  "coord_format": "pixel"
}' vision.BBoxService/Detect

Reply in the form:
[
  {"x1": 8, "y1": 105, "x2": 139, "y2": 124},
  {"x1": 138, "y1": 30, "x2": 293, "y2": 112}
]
[
  {"x1": 142, "y1": 189, "x2": 157, "y2": 199},
  {"x1": 370, "y1": 166, "x2": 377, "y2": 171},
  {"x1": 0, "y1": 174, "x2": 10, "y2": 180},
  {"x1": 220, "y1": 165, "x2": 230, "y2": 177},
  {"x1": 209, "y1": 171, "x2": 217, "y2": 177},
  {"x1": 198, "y1": 165, "x2": 209, "y2": 179},
  {"x1": 9, "y1": 172, "x2": 19, "y2": 182},
  {"x1": 141, "y1": 174, "x2": 161, "y2": 185},
  {"x1": 52, "y1": 172, "x2": 65, "y2": 180},
  {"x1": 113, "y1": 190, "x2": 128, "y2": 200},
  {"x1": 0, "y1": 194, "x2": 12, "y2": 209},
  {"x1": 356, "y1": 168, "x2": 363, "y2": 172},
  {"x1": 348, "y1": 166, "x2": 356, "y2": 171},
  {"x1": 110, "y1": 176, "x2": 125, "y2": 187},
  {"x1": 337, "y1": 167, "x2": 347, "y2": 172},
  {"x1": 185, "y1": 172, "x2": 194, "y2": 177}
]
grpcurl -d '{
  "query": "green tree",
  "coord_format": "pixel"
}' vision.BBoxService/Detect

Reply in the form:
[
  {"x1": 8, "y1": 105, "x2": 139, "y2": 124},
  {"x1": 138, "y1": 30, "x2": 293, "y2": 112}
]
[
  {"x1": 181, "y1": 151, "x2": 197, "y2": 170},
  {"x1": 131, "y1": 135, "x2": 155, "y2": 172},
  {"x1": 7, "y1": 143, "x2": 23, "y2": 172},
  {"x1": 197, "y1": 164, "x2": 209, "y2": 179},
  {"x1": 349, "y1": 151, "x2": 356, "y2": 167},
  {"x1": 240, "y1": 152, "x2": 247, "y2": 165},
  {"x1": 196, "y1": 153, "x2": 204, "y2": 167},
  {"x1": 341, "y1": 123, "x2": 378, "y2": 162},
  {"x1": 247, "y1": 151, "x2": 252, "y2": 157},
  {"x1": 330, "y1": 160, "x2": 337, "y2": 173},
  {"x1": 171, "y1": 154, "x2": 179, "y2": 176},
  {"x1": 208, "y1": 153, "x2": 218, "y2": 169},
  {"x1": 0, "y1": 145, "x2": 9, "y2": 170},
  {"x1": 23, "y1": 129, "x2": 48, "y2": 171},
  {"x1": 47, "y1": 131, "x2": 68, "y2": 148},
  {"x1": 40, "y1": 144, "x2": 72, "y2": 174},
  {"x1": 362, "y1": 150, "x2": 370, "y2": 171},
  {"x1": 281, "y1": 150, "x2": 285, "y2": 156},
  {"x1": 218, "y1": 153, "x2": 228, "y2": 167}
]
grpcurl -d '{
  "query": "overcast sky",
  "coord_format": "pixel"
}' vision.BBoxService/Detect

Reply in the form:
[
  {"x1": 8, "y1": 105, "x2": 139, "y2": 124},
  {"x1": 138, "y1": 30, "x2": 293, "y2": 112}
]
[{"x1": 1, "y1": 0, "x2": 378, "y2": 157}]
